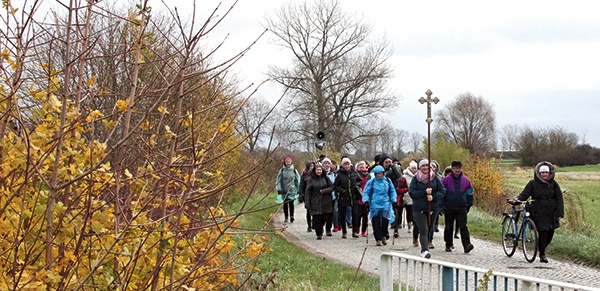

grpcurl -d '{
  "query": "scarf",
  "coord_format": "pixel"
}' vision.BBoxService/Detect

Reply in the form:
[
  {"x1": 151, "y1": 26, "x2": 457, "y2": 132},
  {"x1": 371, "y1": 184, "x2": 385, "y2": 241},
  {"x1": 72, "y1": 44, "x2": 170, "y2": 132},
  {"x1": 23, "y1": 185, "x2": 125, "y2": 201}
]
[{"x1": 416, "y1": 170, "x2": 435, "y2": 184}]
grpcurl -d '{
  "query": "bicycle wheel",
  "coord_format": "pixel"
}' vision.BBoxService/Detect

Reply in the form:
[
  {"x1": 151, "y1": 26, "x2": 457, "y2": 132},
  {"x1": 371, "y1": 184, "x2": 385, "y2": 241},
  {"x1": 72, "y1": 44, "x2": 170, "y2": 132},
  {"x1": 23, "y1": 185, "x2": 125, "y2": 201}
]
[
  {"x1": 522, "y1": 219, "x2": 538, "y2": 263},
  {"x1": 501, "y1": 216, "x2": 517, "y2": 257}
]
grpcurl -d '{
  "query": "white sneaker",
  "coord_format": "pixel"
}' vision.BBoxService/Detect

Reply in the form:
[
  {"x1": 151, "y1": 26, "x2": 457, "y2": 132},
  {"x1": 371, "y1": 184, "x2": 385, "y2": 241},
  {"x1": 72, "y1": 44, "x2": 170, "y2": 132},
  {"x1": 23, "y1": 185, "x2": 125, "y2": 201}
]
[{"x1": 420, "y1": 250, "x2": 431, "y2": 259}]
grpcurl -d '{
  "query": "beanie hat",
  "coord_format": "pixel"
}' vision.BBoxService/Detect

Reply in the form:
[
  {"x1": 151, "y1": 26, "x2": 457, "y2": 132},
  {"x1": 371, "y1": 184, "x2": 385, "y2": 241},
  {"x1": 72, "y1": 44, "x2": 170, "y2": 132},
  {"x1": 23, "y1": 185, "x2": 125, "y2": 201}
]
[
  {"x1": 451, "y1": 161, "x2": 463, "y2": 168},
  {"x1": 539, "y1": 165, "x2": 550, "y2": 173},
  {"x1": 283, "y1": 156, "x2": 292, "y2": 164},
  {"x1": 409, "y1": 161, "x2": 418, "y2": 169},
  {"x1": 378, "y1": 153, "x2": 392, "y2": 165},
  {"x1": 341, "y1": 157, "x2": 351, "y2": 165},
  {"x1": 322, "y1": 157, "x2": 332, "y2": 165},
  {"x1": 418, "y1": 159, "x2": 429, "y2": 168}
]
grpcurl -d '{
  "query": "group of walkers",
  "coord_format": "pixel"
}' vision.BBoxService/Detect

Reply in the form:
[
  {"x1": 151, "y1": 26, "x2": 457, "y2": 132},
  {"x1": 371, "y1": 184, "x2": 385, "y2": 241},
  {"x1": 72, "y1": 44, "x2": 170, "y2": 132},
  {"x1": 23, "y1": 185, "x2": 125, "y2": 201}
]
[{"x1": 276, "y1": 154, "x2": 564, "y2": 263}]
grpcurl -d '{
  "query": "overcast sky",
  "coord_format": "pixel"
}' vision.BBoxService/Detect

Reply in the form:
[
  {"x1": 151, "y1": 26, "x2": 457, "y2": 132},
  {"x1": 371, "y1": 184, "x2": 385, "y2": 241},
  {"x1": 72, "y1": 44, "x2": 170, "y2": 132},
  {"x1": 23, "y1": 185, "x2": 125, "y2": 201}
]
[{"x1": 160, "y1": 0, "x2": 600, "y2": 149}]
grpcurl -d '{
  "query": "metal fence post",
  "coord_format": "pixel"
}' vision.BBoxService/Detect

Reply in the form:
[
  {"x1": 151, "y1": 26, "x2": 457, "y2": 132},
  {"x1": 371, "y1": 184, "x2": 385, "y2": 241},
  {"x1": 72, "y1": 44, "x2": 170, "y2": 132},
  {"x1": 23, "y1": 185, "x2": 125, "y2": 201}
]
[{"x1": 442, "y1": 265, "x2": 454, "y2": 291}]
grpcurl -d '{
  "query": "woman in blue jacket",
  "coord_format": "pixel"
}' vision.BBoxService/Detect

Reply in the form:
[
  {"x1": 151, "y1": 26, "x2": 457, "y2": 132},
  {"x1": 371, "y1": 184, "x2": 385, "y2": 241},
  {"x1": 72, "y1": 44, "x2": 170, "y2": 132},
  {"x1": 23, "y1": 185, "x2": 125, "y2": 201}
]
[{"x1": 362, "y1": 165, "x2": 396, "y2": 246}]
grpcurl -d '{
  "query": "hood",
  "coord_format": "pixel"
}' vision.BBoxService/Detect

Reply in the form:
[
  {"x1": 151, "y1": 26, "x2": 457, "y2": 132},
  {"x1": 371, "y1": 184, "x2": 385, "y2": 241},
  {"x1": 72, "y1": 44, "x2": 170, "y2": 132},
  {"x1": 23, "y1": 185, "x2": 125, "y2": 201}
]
[
  {"x1": 305, "y1": 160, "x2": 314, "y2": 170},
  {"x1": 378, "y1": 153, "x2": 392, "y2": 166},
  {"x1": 534, "y1": 161, "x2": 555, "y2": 183},
  {"x1": 373, "y1": 165, "x2": 385, "y2": 178}
]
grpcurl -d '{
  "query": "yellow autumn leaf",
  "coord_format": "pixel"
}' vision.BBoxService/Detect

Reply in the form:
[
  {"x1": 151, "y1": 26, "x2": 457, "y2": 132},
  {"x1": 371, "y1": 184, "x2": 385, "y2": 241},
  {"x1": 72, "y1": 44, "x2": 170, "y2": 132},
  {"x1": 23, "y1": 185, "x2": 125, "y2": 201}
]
[
  {"x1": 124, "y1": 168, "x2": 133, "y2": 179},
  {"x1": 157, "y1": 106, "x2": 169, "y2": 114},
  {"x1": 86, "y1": 110, "x2": 104, "y2": 122},
  {"x1": 218, "y1": 123, "x2": 228, "y2": 132},
  {"x1": 115, "y1": 99, "x2": 129, "y2": 112},
  {"x1": 86, "y1": 76, "x2": 97, "y2": 86}
]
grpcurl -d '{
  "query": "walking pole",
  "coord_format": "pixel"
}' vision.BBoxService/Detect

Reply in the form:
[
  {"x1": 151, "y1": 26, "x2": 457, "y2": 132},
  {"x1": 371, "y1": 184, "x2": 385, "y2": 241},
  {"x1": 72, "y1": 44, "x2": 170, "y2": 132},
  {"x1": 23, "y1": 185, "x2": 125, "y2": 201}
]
[
  {"x1": 365, "y1": 223, "x2": 368, "y2": 244},
  {"x1": 419, "y1": 89, "x2": 439, "y2": 226}
]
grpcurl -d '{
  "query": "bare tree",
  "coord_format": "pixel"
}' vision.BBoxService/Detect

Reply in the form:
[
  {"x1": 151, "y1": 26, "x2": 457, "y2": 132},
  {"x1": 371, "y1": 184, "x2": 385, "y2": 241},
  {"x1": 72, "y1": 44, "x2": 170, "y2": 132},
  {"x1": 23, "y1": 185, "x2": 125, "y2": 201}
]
[
  {"x1": 436, "y1": 92, "x2": 496, "y2": 155},
  {"x1": 515, "y1": 126, "x2": 578, "y2": 166},
  {"x1": 235, "y1": 96, "x2": 275, "y2": 152},
  {"x1": 392, "y1": 128, "x2": 409, "y2": 159},
  {"x1": 409, "y1": 131, "x2": 424, "y2": 155},
  {"x1": 500, "y1": 124, "x2": 520, "y2": 152},
  {"x1": 264, "y1": 0, "x2": 396, "y2": 153}
]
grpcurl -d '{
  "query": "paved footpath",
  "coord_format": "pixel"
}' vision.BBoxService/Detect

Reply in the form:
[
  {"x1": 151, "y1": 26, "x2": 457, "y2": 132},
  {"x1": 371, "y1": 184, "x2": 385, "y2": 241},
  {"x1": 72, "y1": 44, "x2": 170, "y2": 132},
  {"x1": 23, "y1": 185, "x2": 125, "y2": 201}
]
[{"x1": 275, "y1": 206, "x2": 600, "y2": 289}]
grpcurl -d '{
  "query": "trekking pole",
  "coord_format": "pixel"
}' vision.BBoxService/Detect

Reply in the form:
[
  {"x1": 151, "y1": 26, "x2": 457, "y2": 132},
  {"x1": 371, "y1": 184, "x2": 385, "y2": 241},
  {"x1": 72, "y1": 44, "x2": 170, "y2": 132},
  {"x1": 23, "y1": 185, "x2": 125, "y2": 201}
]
[{"x1": 365, "y1": 223, "x2": 369, "y2": 244}]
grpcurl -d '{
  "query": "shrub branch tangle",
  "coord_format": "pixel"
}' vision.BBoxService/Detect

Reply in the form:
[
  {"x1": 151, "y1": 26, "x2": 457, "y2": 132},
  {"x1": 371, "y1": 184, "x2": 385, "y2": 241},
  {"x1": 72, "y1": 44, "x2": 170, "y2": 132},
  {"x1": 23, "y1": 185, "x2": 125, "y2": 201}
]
[{"x1": 1, "y1": 1, "x2": 275, "y2": 290}]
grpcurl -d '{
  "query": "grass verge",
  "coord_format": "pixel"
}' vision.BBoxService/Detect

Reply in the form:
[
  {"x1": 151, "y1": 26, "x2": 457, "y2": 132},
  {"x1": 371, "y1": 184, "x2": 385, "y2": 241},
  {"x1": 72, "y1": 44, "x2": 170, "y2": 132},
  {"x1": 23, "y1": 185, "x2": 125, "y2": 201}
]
[
  {"x1": 227, "y1": 195, "x2": 381, "y2": 290},
  {"x1": 468, "y1": 208, "x2": 600, "y2": 268}
]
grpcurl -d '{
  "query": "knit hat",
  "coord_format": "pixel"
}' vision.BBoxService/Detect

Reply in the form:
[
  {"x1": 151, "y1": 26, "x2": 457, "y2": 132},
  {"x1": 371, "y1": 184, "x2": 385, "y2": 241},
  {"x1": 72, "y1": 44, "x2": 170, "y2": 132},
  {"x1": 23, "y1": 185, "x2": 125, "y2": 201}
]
[
  {"x1": 283, "y1": 156, "x2": 292, "y2": 164},
  {"x1": 418, "y1": 159, "x2": 429, "y2": 168},
  {"x1": 341, "y1": 157, "x2": 351, "y2": 165},
  {"x1": 539, "y1": 165, "x2": 550, "y2": 173},
  {"x1": 322, "y1": 157, "x2": 332, "y2": 165},
  {"x1": 451, "y1": 161, "x2": 463, "y2": 168},
  {"x1": 409, "y1": 161, "x2": 418, "y2": 169}
]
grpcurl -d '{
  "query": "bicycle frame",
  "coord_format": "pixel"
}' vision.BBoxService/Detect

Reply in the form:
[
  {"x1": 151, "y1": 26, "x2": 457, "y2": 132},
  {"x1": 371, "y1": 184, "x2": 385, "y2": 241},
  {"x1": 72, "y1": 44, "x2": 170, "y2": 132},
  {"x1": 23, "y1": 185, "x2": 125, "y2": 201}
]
[{"x1": 502, "y1": 199, "x2": 538, "y2": 263}]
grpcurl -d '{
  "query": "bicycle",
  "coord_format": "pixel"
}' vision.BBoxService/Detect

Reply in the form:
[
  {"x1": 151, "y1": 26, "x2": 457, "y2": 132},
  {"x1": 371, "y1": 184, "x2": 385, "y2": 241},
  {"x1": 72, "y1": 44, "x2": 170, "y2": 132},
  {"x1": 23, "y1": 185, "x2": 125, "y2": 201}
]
[{"x1": 502, "y1": 198, "x2": 538, "y2": 263}]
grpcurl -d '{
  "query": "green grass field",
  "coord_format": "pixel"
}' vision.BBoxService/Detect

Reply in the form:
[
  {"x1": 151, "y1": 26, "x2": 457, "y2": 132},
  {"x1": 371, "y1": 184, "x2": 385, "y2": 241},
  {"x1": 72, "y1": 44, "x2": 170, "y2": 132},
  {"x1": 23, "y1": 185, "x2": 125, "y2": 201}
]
[{"x1": 477, "y1": 162, "x2": 600, "y2": 267}]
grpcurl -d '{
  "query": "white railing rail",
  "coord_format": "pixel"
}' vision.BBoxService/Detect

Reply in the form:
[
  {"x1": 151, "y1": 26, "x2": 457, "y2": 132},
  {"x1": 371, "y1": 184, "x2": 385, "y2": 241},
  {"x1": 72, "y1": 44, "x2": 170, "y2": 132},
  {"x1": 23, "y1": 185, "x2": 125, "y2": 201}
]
[{"x1": 380, "y1": 251, "x2": 598, "y2": 291}]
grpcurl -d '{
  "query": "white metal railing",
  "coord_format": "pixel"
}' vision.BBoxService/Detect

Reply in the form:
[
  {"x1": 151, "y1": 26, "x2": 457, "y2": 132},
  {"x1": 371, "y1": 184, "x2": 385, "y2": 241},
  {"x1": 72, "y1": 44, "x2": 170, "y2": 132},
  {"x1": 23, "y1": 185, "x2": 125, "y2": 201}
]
[{"x1": 380, "y1": 251, "x2": 598, "y2": 291}]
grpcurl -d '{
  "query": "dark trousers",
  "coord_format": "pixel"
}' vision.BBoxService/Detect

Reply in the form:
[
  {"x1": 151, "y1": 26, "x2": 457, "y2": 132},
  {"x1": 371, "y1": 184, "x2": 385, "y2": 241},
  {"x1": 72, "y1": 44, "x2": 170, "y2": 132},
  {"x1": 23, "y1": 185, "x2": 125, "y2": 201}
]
[
  {"x1": 352, "y1": 203, "x2": 368, "y2": 234},
  {"x1": 324, "y1": 212, "x2": 333, "y2": 232},
  {"x1": 371, "y1": 211, "x2": 390, "y2": 241},
  {"x1": 392, "y1": 203, "x2": 403, "y2": 232},
  {"x1": 428, "y1": 210, "x2": 441, "y2": 242},
  {"x1": 312, "y1": 214, "x2": 325, "y2": 236},
  {"x1": 405, "y1": 205, "x2": 413, "y2": 223},
  {"x1": 283, "y1": 199, "x2": 295, "y2": 219},
  {"x1": 538, "y1": 229, "x2": 555, "y2": 256},
  {"x1": 444, "y1": 208, "x2": 471, "y2": 249},
  {"x1": 313, "y1": 213, "x2": 333, "y2": 236},
  {"x1": 413, "y1": 211, "x2": 429, "y2": 252},
  {"x1": 338, "y1": 205, "x2": 350, "y2": 234},
  {"x1": 306, "y1": 208, "x2": 312, "y2": 229}
]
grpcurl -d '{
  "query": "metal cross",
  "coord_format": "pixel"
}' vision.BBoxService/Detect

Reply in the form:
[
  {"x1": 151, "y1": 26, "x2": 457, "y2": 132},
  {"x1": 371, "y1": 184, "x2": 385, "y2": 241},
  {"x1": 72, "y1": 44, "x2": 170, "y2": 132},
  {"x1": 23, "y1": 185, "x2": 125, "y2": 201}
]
[
  {"x1": 418, "y1": 89, "x2": 439, "y2": 124},
  {"x1": 418, "y1": 89, "x2": 439, "y2": 225}
]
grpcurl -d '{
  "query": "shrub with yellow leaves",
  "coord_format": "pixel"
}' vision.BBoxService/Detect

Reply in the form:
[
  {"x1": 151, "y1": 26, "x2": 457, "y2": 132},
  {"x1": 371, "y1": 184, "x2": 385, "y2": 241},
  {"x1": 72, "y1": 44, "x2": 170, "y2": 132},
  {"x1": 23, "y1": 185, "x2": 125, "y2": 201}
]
[
  {"x1": 463, "y1": 156, "x2": 507, "y2": 215},
  {"x1": 1, "y1": 1, "x2": 273, "y2": 290}
]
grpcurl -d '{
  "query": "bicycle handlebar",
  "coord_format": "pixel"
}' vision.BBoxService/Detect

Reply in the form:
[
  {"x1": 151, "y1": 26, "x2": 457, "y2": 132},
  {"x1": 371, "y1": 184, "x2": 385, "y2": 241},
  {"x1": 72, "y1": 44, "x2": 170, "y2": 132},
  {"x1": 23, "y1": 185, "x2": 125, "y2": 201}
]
[{"x1": 506, "y1": 198, "x2": 535, "y2": 205}]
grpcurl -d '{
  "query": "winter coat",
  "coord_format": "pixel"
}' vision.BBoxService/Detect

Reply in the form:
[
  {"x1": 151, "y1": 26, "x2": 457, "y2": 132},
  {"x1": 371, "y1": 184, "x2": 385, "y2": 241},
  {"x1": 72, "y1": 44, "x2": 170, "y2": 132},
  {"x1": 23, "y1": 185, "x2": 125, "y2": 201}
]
[
  {"x1": 298, "y1": 167, "x2": 312, "y2": 205},
  {"x1": 402, "y1": 168, "x2": 416, "y2": 205},
  {"x1": 334, "y1": 167, "x2": 363, "y2": 208},
  {"x1": 358, "y1": 170, "x2": 369, "y2": 205},
  {"x1": 441, "y1": 172, "x2": 474, "y2": 211},
  {"x1": 408, "y1": 173, "x2": 444, "y2": 213},
  {"x1": 276, "y1": 164, "x2": 300, "y2": 200},
  {"x1": 362, "y1": 166, "x2": 396, "y2": 221},
  {"x1": 325, "y1": 168, "x2": 337, "y2": 200},
  {"x1": 305, "y1": 168, "x2": 335, "y2": 216},
  {"x1": 517, "y1": 161, "x2": 565, "y2": 231},
  {"x1": 394, "y1": 177, "x2": 408, "y2": 207}
]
